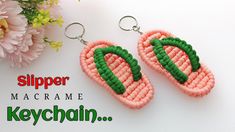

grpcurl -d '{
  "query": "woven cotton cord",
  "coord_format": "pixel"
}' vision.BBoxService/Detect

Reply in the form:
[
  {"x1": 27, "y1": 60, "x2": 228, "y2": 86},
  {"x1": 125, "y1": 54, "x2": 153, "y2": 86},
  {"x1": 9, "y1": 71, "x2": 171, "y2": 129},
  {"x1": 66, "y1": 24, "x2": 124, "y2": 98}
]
[
  {"x1": 94, "y1": 46, "x2": 142, "y2": 94},
  {"x1": 150, "y1": 37, "x2": 201, "y2": 84}
]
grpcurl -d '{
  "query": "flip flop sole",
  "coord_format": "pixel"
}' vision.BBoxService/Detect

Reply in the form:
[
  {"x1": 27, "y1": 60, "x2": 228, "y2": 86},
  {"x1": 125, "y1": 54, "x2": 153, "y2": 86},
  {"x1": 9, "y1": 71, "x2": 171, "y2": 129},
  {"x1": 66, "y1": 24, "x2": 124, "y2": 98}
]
[
  {"x1": 80, "y1": 40, "x2": 154, "y2": 109},
  {"x1": 138, "y1": 30, "x2": 215, "y2": 97}
]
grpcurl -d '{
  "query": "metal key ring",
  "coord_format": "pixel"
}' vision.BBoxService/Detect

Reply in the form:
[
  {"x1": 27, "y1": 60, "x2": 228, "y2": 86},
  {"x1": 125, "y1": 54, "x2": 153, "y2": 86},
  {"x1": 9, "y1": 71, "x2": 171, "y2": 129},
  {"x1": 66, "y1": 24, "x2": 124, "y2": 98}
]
[
  {"x1": 119, "y1": 15, "x2": 143, "y2": 34},
  {"x1": 64, "y1": 22, "x2": 86, "y2": 40}
]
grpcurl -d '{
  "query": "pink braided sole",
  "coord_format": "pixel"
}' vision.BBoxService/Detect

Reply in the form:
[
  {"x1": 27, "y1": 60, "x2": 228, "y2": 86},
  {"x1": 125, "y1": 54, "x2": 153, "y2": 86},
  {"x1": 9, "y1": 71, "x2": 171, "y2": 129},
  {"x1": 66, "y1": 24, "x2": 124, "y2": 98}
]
[
  {"x1": 80, "y1": 40, "x2": 154, "y2": 109},
  {"x1": 138, "y1": 30, "x2": 215, "y2": 97}
]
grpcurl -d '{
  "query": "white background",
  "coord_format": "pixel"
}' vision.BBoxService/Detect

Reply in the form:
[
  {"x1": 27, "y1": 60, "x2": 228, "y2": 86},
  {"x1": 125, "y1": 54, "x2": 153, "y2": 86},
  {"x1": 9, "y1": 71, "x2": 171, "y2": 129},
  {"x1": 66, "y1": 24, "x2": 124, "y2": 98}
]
[{"x1": 0, "y1": 0, "x2": 235, "y2": 131}]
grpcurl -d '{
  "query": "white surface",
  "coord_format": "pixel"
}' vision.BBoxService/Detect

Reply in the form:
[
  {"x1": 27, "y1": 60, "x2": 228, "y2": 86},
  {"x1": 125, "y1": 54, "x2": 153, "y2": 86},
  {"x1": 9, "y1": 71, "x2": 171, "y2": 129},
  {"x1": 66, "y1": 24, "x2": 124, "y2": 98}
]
[{"x1": 0, "y1": 0, "x2": 235, "y2": 131}]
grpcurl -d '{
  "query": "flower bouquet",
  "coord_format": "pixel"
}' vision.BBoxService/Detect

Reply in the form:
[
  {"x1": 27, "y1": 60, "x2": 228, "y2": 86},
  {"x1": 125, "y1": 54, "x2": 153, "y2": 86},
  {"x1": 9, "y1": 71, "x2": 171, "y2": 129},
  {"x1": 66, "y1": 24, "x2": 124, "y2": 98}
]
[{"x1": 0, "y1": 0, "x2": 64, "y2": 67}]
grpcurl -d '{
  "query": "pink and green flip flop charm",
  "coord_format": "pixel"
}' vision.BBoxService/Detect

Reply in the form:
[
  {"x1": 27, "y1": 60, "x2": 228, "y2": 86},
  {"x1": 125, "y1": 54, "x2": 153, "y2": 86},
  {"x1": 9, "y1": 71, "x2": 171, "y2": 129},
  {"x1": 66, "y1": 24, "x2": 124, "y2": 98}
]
[
  {"x1": 80, "y1": 41, "x2": 154, "y2": 109},
  {"x1": 138, "y1": 30, "x2": 215, "y2": 97}
]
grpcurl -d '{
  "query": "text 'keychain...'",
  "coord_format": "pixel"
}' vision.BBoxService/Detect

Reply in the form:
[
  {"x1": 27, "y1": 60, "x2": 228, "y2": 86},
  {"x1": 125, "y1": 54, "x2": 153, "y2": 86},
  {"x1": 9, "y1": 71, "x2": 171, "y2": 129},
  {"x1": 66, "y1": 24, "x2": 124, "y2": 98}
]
[
  {"x1": 65, "y1": 22, "x2": 154, "y2": 109},
  {"x1": 119, "y1": 16, "x2": 215, "y2": 97}
]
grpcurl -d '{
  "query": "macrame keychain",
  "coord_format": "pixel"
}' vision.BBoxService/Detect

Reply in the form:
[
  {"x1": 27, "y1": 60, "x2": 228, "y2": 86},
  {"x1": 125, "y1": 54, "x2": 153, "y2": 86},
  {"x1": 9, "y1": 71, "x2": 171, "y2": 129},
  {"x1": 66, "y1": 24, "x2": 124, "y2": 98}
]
[
  {"x1": 65, "y1": 22, "x2": 154, "y2": 109},
  {"x1": 119, "y1": 16, "x2": 215, "y2": 97}
]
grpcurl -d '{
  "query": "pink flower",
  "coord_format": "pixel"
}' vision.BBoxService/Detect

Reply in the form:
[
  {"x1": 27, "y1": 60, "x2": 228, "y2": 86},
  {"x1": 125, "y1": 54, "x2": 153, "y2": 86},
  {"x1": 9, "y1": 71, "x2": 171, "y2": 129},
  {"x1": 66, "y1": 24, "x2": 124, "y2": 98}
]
[
  {"x1": 0, "y1": 0, "x2": 27, "y2": 58},
  {"x1": 7, "y1": 26, "x2": 46, "y2": 68}
]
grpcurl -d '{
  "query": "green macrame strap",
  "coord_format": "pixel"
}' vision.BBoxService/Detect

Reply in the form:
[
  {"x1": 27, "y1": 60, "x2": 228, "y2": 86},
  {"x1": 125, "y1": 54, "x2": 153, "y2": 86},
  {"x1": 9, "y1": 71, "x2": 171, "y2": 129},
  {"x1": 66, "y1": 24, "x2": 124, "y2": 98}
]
[
  {"x1": 94, "y1": 46, "x2": 142, "y2": 94},
  {"x1": 150, "y1": 37, "x2": 201, "y2": 84}
]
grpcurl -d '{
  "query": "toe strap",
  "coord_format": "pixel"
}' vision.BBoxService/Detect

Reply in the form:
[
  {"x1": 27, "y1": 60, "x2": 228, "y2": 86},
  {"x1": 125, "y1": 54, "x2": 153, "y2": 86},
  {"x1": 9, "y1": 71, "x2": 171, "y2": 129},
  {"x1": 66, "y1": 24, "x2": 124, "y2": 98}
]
[
  {"x1": 150, "y1": 37, "x2": 201, "y2": 84},
  {"x1": 94, "y1": 46, "x2": 142, "y2": 94}
]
